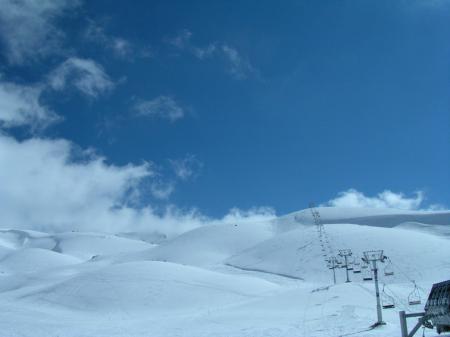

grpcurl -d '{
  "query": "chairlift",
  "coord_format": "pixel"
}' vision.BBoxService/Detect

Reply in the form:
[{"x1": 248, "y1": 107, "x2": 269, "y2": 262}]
[
  {"x1": 384, "y1": 259, "x2": 394, "y2": 276},
  {"x1": 347, "y1": 256, "x2": 353, "y2": 268},
  {"x1": 362, "y1": 266, "x2": 373, "y2": 281},
  {"x1": 381, "y1": 284, "x2": 396, "y2": 309},
  {"x1": 408, "y1": 281, "x2": 422, "y2": 305}
]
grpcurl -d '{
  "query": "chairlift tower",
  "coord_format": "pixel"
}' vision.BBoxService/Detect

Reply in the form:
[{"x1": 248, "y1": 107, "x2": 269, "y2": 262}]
[
  {"x1": 327, "y1": 256, "x2": 339, "y2": 285},
  {"x1": 362, "y1": 250, "x2": 387, "y2": 327},
  {"x1": 309, "y1": 202, "x2": 334, "y2": 260},
  {"x1": 338, "y1": 249, "x2": 353, "y2": 283},
  {"x1": 309, "y1": 202, "x2": 323, "y2": 235}
]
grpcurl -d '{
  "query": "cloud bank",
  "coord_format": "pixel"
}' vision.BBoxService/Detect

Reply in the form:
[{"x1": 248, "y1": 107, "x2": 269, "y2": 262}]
[
  {"x1": 218, "y1": 207, "x2": 277, "y2": 224},
  {"x1": 0, "y1": 134, "x2": 275, "y2": 234},
  {"x1": 0, "y1": 134, "x2": 150, "y2": 232},
  {"x1": 323, "y1": 188, "x2": 443, "y2": 211}
]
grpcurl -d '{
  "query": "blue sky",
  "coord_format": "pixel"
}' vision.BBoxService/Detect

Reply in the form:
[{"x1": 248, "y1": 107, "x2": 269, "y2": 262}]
[{"x1": 0, "y1": 0, "x2": 448, "y2": 232}]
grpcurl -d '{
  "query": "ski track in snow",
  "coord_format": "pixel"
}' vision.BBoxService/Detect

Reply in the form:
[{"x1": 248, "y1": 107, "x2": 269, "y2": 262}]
[{"x1": 0, "y1": 207, "x2": 449, "y2": 337}]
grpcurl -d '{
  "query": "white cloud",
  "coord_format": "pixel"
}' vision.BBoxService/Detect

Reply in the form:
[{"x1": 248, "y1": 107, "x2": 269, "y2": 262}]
[
  {"x1": 221, "y1": 44, "x2": 255, "y2": 80},
  {"x1": 218, "y1": 207, "x2": 277, "y2": 224},
  {"x1": 0, "y1": 134, "x2": 195, "y2": 235},
  {"x1": 167, "y1": 29, "x2": 193, "y2": 50},
  {"x1": 48, "y1": 57, "x2": 114, "y2": 97},
  {"x1": 0, "y1": 134, "x2": 144, "y2": 232},
  {"x1": 166, "y1": 30, "x2": 254, "y2": 79},
  {"x1": 84, "y1": 20, "x2": 150, "y2": 59},
  {"x1": 111, "y1": 38, "x2": 133, "y2": 58},
  {"x1": 150, "y1": 181, "x2": 175, "y2": 200},
  {"x1": 169, "y1": 154, "x2": 203, "y2": 181},
  {"x1": 167, "y1": 29, "x2": 216, "y2": 60},
  {"x1": 133, "y1": 96, "x2": 184, "y2": 122},
  {"x1": 0, "y1": 57, "x2": 113, "y2": 131},
  {"x1": 0, "y1": 133, "x2": 277, "y2": 236},
  {"x1": 0, "y1": 81, "x2": 59, "y2": 129},
  {"x1": 323, "y1": 189, "x2": 435, "y2": 210},
  {"x1": 0, "y1": 0, "x2": 78, "y2": 64}
]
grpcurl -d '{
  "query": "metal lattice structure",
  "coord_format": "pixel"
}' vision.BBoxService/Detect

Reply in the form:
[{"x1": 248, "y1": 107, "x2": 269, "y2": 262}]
[
  {"x1": 309, "y1": 203, "x2": 334, "y2": 263},
  {"x1": 338, "y1": 249, "x2": 353, "y2": 283},
  {"x1": 362, "y1": 250, "x2": 387, "y2": 327},
  {"x1": 326, "y1": 256, "x2": 339, "y2": 285}
]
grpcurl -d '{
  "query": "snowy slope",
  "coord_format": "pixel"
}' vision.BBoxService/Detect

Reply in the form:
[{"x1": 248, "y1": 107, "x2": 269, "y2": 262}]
[
  {"x1": 4, "y1": 261, "x2": 277, "y2": 315},
  {"x1": 226, "y1": 223, "x2": 450, "y2": 284},
  {"x1": 0, "y1": 207, "x2": 449, "y2": 337},
  {"x1": 144, "y1": 221, "x2": 274, "y2": 266},
  {"x1": 0, "y1": 247, "x2": 80, "y2": 274},
  {"x1": 0, "y1": 229, "x2": 154, "y2": 260}
]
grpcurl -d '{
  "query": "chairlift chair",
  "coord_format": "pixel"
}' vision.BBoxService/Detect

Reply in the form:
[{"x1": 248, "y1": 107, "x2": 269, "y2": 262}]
[
  {"x1": 353, "y1": 262, "x2": 361, "y2": 273},
  {"x1": 384, "y1": 259, "x2": 394, "y2": 276},
  {"x1": 408, "y1": 281, "x2": 422, "y2": 305},
  {"x1": 344, "y1": 256, "x2": 354, "y2": 270},
  {"x1": 360, "y1": 258, "x2": 368, "y2": 269},
  {"x1": 362, "y1": 266, "x2": 373, "y2": 281},
  {"x1": 381, "y1": 284, "x2": 396, "y2": 309}
]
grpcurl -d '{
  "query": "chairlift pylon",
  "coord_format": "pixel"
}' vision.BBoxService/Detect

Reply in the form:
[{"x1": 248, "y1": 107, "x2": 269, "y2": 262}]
[
  {"x1": 408, "y1": 281, "x2": 422, "y2": 306},
  {"x1": 381, "y1": 284, "x2": 396, "y2": 309}
]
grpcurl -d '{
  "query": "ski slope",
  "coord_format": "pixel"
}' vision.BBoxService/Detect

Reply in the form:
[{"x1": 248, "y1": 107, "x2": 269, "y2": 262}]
[{"x1": 0, "y1": 207, "x2": 449, "y2": 337}]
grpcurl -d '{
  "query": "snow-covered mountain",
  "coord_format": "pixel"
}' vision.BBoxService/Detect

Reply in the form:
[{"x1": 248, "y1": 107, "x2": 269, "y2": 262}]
[{"x1": 0, "y1": 207, "x2": 449, "y2": 337}]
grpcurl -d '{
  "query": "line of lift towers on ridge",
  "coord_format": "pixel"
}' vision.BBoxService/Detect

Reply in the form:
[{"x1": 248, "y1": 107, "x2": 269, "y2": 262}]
[{"x1": 308, "y1": 203, "x2": 422, "y2": 328}]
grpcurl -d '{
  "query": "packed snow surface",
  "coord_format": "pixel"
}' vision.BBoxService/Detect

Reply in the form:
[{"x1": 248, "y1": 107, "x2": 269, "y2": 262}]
[{"x1": 1, "y1": 207, "x2": 450, "y2": 337}]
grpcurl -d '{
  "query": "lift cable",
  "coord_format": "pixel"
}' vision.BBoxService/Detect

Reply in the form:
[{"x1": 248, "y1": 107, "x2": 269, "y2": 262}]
[{"x1": 388, "y1": 258, "x2": 428, "y2": 294}]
